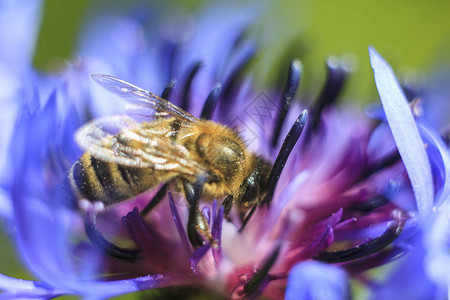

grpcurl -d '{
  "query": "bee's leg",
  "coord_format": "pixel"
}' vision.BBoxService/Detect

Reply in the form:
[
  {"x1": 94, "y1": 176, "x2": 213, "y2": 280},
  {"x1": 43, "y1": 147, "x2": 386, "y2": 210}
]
[
  {"x1": 222, "y1": 194, "x2": 233, "y2": 219},
  {"x1": 140, "y1": 183, "x2": 169, "y2": 218},
  {"x1": 188, "y1": 204, "x2": 216, "y2": 248},
  {"x1": 183, "y1": 180, "x2": 216, "y2": 248}
]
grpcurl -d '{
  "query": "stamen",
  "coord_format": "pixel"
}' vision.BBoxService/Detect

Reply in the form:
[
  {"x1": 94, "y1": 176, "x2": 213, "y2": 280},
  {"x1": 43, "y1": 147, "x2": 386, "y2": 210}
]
[
  {"x1": 200, "y1": 83, "x2": 222, "y2": 119},
  {"x1": 140, "y1": 183, "x2": 169, "y2": 218},
  {"x1": 243, "y1": 245, "x2": 281, "y2": 298},
  {"x1": 262, "y1": 110, "x2": 308, "y2": 206},
  {"x1": 401, "y1": 82, "x2": 420, "y2": 102},
  {"x1": 315, "y1": 210, "x2": 405, "y2": 263},
  {"x1": 160, "y1": 80, "x2": 176, "y2": 100},
  {"x1": 351, "y1": 194, "x2": 390, "y2": 212},
  {"x1": 356, "y1": 150, "x2": 401, "y2": 184},
  {"x1": 308, "y1": 58, "x2": 349, "y2": 134},
  {"x1": 229, "y1": 28, "x2": 250, "y2": 56},
  {"x1": 271, "y1": 60, "x2": 302, "y2": 148},
  {"x1": 344, "y1": 246, "x2": 404, "y2": 273},
  {"x1": 162, "y1": 41, "x2": 178, "y2": 83},
  {"x1": 84, "y1": 210, "x2": 139, "y2": 261},
  {"x1": 221, "y1": 47, "x2": 256, "y2": 100},
  {"x1": 181, "y1": 61, "x2": 203, "y2": 111}
]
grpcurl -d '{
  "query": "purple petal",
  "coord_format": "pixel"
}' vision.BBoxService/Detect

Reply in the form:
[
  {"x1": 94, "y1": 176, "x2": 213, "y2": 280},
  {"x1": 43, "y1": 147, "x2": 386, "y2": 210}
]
[
  {"x1": 211, "y1": 205, "x2": 223, "y2": 243},
  {"x1": 202, "y1": 206, "x2": 211, "y2": 225},
  {"x1": 189, "y1": 243, "x2": 211, "y2": 274},
  {"x1": 168, "y1": 192, "x2": 191, "y2": 254},
  {"x1": 369, "y1": 47, "x2": 433, "y2": 220},
  {"x1": 290, "y1": 209, "x2": 342, "y2": 261},
  {"x1": 285, "y1": 261, "x2": 349, "y2": 300}
]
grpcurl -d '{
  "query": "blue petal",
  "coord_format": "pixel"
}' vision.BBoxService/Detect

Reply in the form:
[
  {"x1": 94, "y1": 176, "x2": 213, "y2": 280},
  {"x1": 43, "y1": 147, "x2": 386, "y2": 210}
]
[
  {"x1": 285, "y1": 261, "x2": 349, "y2": 300},
  {"x1": 369, "y1": 47, "x2": 433, "y2": 220},
  {"x1": 418, "y1": 124, "x2": 450, "y2": 208},
  {"x1": 425, "y1": 200, "x2": 450, "y2": 289},
  {"x1": 370, "y1": 233, "x2": 444, "y2": 300},
  {"x1": 0, "y1": 0, "x2": 42, "y2": 67},
  {"x1": 0, "y1": 274, "x2": 63, "y2": 298}
]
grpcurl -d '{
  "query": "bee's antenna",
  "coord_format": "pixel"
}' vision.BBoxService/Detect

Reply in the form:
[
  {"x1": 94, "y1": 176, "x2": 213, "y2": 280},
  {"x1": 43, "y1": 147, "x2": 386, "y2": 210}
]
[
  {"x1": 271, "y1": 60, "x2": 302, "y2": 148},
  {"x1": 201, "y1": 83, "x2": 222, "y2": 120},
  {"x1": 262, "y1": 110, "x2": 308, "y2": 207}
]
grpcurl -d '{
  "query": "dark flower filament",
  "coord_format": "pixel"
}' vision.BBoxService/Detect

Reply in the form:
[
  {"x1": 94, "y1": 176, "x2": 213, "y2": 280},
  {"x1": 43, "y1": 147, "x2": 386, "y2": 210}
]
[
  {"x1": 181, "y1": 61, "x2": 203, "y2": 111},
  {"x1": 271, "y1": 60, "x2": 302, "y2": 148}
]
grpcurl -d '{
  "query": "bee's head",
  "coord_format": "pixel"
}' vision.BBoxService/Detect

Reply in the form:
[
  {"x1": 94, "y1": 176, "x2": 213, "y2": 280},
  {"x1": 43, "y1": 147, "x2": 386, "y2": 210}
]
[{"x1": 236, "y1": 156, "x2": 271, "y2": 209}]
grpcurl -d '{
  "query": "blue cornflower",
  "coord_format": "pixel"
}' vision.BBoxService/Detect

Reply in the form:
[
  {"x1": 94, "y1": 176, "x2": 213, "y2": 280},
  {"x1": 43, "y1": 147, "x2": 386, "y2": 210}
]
[
  {"x1": 0, "y1": 0, "x2": 42, "y2": 220},
  {"x1": 1, "y1": 2, "x2": 449, "y2": 300},
  {"x1": 365, "y1": 49, "x2": 450, "y2": 300}
]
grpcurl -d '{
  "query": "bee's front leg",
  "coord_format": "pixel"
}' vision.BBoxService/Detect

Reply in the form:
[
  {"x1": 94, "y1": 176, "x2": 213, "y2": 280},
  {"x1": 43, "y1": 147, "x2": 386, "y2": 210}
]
[
  {"x1": 183, "y1": 179, "x2": 216, "y2": 248},
  {"x1": 222, "y1": 194, "x2": 233, "y2": 216}
]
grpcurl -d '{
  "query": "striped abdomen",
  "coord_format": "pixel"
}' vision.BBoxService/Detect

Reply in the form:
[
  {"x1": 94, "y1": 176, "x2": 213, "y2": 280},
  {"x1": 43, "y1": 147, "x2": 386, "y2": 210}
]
[{"x1": 69, "y1": 152, "x2": 174, "y2": 206}]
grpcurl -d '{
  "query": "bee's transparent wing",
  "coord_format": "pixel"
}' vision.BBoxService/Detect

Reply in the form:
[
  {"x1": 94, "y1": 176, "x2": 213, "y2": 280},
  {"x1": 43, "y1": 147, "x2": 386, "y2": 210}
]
[
  {"x1": 75, "y1": 115, "x2": 206, "y2": 176},
  {"x1": 91, "y1": 74, "x2": 199, "y2": 124}
]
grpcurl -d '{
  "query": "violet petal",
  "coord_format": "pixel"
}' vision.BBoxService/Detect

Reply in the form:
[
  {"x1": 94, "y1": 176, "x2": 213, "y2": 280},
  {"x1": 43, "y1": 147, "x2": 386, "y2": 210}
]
[
  {"x1": 168, "y1": 192, "x2": 191, "y2": 254},
  {"x1": 189, "y1": 243, "x2": 211, "y2": 274}
]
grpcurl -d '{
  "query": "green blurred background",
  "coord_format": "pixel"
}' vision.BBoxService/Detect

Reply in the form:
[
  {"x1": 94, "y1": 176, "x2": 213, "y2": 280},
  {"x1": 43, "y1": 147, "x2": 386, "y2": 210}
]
[
  {"x1": 32, "y1": 0, "x2": 450, "y2": 102},
  {"x1": 2, "y1": 0, "x2": 450, "y2": 298}
]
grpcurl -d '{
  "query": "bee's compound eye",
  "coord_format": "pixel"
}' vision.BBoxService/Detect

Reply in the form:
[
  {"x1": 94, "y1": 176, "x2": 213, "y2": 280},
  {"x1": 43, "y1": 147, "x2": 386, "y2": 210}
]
[{"x1": 239, "y1": 176, "x2": 260, "y2": 207}]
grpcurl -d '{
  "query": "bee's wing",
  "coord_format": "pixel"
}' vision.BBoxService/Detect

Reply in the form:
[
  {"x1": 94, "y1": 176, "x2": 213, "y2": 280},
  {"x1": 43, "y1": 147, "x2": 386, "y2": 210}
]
[
  {"x1": 75, "y1": 115, "x2": 206, "y2": 176},
  {"x1": 91, "y1": 74, "x2": 199, "y2": 124}
]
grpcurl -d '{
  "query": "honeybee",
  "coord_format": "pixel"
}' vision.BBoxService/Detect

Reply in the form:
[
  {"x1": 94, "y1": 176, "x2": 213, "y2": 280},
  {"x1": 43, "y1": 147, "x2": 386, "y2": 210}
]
[{"x1": 69, "y1": 74, "x2": 272, "y2": 248}]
